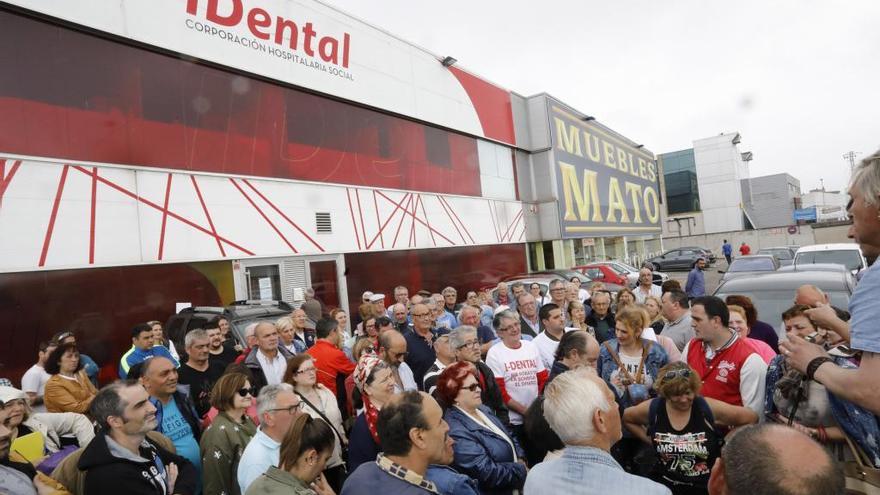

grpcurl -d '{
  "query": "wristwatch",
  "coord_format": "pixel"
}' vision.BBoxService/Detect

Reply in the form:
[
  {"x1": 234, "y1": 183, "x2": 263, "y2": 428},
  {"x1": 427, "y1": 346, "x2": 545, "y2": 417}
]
[{"x1": 806, "y1": 356, "x2": 834, "y2": 381}]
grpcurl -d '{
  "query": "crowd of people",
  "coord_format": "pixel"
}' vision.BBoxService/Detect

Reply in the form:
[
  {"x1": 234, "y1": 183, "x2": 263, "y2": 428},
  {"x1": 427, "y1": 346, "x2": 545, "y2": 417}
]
[{"x1": 2, "y1": 150, "x2": 880, "y2": 494}]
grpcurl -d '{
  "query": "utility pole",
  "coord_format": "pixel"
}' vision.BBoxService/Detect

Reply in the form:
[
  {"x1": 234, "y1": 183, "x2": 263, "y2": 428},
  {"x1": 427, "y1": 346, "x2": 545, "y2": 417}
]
[{"x1": 843, "y1": 151, "x2": 860, "y2": 173}]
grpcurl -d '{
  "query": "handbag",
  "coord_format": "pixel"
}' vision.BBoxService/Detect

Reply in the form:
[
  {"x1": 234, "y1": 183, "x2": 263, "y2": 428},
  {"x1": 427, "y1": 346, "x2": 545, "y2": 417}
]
[
  {"x1": 844, "y1": 434, "x2": 880, "y2": 494},
  {"x1": 604, "y1": 341, "x2": 653, "y2": 405},
  {"x1": 296, "y1": 391, "x2": 349, "y2": 468}
]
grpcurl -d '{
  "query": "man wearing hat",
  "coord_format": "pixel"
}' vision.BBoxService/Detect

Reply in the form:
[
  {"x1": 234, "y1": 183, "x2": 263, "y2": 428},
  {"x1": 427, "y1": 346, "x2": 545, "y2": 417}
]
[{"x1": 370, "y1": 293, "x2": 387, "y2": 319}]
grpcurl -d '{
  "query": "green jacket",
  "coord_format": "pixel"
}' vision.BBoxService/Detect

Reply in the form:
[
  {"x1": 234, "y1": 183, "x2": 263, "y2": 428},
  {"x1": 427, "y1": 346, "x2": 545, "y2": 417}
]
[
  {"x1": 244, "y1": 466, "x2": 316, "y2": 495},
  {"x1": 200, "y1": 411, "x2": 257, "y2": 495}
]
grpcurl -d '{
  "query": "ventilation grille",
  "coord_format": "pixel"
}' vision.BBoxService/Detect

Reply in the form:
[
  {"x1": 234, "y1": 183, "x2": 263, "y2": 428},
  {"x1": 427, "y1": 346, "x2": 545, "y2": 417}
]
[
  {"x1": 281, "y1": 259, "x2": 307, "y2": 304},
  {"x1": 315, "y1": 212, "x2": 332, "y2": 233}
]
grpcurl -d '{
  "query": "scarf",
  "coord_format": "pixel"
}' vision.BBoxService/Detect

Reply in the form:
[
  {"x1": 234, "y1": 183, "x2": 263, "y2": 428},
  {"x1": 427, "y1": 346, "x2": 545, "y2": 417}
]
[{"x1": 363, "y1": 395, "x2": 381, "y2": 444}]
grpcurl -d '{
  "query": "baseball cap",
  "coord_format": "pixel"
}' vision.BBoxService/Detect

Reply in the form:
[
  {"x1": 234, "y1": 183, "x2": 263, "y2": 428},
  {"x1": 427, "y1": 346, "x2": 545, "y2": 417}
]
[
  {"x1": 362, "y1": 291, "x2": 374, "y2": 301},
  {"x1": 0, "y1": 386, "x2": 26, "y2": 405}
]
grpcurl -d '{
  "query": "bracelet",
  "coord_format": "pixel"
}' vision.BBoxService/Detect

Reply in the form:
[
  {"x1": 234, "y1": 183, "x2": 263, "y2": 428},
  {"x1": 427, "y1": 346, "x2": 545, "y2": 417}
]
[
  {"x1": 817, "y1": 425, "x2": 828, "y2": 444},
  {"x1": 806, "y1": 356, "x2": 834, "y2": 381}
]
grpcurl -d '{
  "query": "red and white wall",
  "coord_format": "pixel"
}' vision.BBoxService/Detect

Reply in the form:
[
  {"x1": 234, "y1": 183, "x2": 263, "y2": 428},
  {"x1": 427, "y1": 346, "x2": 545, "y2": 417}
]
[{"x1": 0, "y1": 155, "x2": 525, "y2": 272}]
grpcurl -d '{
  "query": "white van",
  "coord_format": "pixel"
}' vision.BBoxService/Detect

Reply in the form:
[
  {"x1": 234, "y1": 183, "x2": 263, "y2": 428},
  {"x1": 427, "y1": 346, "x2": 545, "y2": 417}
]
[{"x1": 793, "y1": 243, "x2": 866, "y2": 276}]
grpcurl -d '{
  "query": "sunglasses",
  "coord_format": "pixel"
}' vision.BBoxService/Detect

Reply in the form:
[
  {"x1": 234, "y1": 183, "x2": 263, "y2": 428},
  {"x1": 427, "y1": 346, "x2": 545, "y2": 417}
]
[
  {"x1": 237, "y1": 387, "x2": 257, "y2": 398},
  {"x1": 463, "y1": 383, "x2": 481, "y2": 392},
  {"x1": 662, "y1": 369, "x2": 692, "y2": 380}
]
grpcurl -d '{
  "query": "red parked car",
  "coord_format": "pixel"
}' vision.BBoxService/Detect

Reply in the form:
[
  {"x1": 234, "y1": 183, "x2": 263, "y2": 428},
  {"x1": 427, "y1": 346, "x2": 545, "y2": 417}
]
[{"x1": 572, "y1": 264, "x2": 629, "y2": 287}]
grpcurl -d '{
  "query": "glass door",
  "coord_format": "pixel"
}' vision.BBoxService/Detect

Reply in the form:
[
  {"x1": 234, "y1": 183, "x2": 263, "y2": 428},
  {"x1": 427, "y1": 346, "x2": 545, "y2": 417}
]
[{"x1": 244, "y1": 264, "x2": 282, "y2": 301}]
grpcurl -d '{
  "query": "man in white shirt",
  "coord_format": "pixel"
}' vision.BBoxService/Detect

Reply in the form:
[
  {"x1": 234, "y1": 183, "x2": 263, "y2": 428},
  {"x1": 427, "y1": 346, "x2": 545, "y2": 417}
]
[
  {"x1": 532, "y1": 303, "x2": 569, "y2": 370},
  {"x1": 244, "y1": 322, "x2": 293, "y2": 392},
  {"x1": 20, "y1": 341, "x2": 55, "y2": 413},
  {"x1": 238, "y1": 384, "x2": 303, "y2": 493},
  {"x1": 634, "y1": 267, "x2": 662, "y2": 304}
]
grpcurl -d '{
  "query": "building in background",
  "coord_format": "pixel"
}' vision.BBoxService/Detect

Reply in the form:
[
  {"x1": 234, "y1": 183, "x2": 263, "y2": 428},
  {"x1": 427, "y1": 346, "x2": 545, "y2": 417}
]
[
  {"x1": 512, "y1": 95, "x2": 663, "y2": 270},
  {"x1": 659, "y1": 132, "x2": 757, "y2": 236},
  {"x1": 742, "y1": 173, "x2": 802, "y2": 228},
  {"x1": 802, "y1": 188, "x2": 849, "y2": 222}
]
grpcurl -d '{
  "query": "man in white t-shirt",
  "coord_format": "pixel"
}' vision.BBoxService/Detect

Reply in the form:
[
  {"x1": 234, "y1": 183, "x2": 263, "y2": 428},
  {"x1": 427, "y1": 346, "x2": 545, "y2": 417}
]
[
  {"x1": 532, "y1": 303, "x2": 570, "y2": 369},
  {"x1": 20, "y1": 341, "x2": 55, "y2": 413},
  {"x1": 486, "y1": 309, "x2": 548, "y2": 432}
]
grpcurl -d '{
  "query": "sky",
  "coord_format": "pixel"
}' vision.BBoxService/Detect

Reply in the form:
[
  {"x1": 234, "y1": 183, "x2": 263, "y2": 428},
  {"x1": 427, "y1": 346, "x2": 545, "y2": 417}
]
[{"x1": 324, "y1": 0, "x2": 880, "y2": 193}]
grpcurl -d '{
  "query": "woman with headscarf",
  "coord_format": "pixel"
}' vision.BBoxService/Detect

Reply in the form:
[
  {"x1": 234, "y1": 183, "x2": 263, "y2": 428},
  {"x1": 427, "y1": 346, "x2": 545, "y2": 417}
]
[{"x1": 346, "y1": 354, "x2": 396, "y2": 471}]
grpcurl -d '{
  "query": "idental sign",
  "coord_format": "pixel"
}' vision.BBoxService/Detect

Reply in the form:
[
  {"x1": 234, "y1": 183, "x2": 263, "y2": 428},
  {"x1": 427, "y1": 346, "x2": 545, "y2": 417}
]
[
  {"x1": 185, "y1": 0, "x2": 351, "y2": 67},
  {"x1": 550, "y1": 103, "x2": 661, "y2": 237}
]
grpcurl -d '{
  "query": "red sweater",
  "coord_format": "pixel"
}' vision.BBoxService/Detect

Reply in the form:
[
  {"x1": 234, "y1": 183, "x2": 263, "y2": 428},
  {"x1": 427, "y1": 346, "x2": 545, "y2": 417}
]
[
  {"x1": 686, "y1": 337, "x2": 756, "y2": 407},
  {"x1": 306, "y1": 340, "x2": 355, "y2": 395}
]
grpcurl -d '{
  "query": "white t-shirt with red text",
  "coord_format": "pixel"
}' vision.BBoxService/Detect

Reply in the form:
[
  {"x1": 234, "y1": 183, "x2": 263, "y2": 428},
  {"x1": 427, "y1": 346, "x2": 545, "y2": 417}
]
[{"x1": 486, "y1": 339, "x2": 546, "y2": 425}]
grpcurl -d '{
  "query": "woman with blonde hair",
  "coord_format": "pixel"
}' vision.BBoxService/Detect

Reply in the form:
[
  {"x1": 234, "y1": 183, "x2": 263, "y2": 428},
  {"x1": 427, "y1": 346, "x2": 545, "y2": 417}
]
[{"x1": 643, "y1": 295, "x2": 665, "y2": 335}]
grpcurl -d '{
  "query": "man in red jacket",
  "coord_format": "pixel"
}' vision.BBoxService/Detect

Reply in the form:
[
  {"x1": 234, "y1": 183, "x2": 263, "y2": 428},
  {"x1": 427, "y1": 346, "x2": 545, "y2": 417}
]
[
  {"x1": 307, "y1": 318, "x2": 356, "y2": 397},
  {"x1": 683, "y1": 296, "x2": 767, "y2": 414},
  {"x1": 739, "y1": 242, "x2": 751, "y2": 256}
]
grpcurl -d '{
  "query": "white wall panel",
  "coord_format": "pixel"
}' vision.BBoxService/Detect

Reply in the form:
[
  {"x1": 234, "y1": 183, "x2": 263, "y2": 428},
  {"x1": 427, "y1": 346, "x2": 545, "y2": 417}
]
[{"x1": 0, "y1": 155, "x2": 525, "y2": 272}]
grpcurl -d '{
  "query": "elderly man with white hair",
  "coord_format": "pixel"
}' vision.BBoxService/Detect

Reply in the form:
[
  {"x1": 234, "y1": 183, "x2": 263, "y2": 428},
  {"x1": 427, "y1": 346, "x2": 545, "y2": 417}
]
[{"x1": 523, "y1": 368, "x2": 670, "y2": 495}]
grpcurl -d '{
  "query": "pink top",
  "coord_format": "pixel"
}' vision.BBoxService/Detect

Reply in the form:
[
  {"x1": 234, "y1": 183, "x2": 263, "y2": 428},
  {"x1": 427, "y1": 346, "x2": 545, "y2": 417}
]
[{"x1": 745, "y1": 337, "x2": 777, "y2": 364}]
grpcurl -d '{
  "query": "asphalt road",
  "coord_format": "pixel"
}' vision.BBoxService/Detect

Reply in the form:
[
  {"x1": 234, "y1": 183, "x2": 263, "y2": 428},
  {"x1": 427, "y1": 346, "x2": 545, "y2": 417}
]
[{"x1": 665, "y1": 259, "x2": 728, "y2": 295}]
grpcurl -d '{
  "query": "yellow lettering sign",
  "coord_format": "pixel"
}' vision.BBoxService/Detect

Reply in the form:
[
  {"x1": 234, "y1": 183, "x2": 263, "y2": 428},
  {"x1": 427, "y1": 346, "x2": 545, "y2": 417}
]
[
  {"x1": 606, "y1": 177, "x2": 630, "y2": 223},
  {"x1": 554, "y1": 118, "x2": 583, "y2": 157},
  {"x1": 559, "y1": 161, "x2": 602, "y2": 222}
]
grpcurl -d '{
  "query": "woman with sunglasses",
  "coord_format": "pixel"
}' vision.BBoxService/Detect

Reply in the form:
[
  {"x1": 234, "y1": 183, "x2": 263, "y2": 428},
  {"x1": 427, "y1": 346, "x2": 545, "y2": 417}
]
[
  {"x1": 437, "y1": 361, "x2": 527, "y2": 495},
  {"x1": 200, "y1": 372, "x2": 258, "y2": 495},
  {"x1": 285, "y1": 354, "x2": 348, "y2": 492},
  {"x1": 623, "y1": 362, "x2": 757, "y2": 495}
]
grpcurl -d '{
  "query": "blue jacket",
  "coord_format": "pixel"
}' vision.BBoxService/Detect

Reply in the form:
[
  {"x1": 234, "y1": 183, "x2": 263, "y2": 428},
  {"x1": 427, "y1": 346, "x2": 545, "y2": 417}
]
[
  {"x1": 445, "y1": 405, "x2": 526, "y2": 495},
  {"x1": 119, "y1": 345, "x2": 179, "y2": 378},
  {"x1": 597, "y1": 339, "x2": 669, "y2": 410},
  {"x1": 685, "y1": 268, "x2": 705, "y2": 298},
  {"x1": 347, "y1": 413, "x2": 379, "y2": 472},
  {"x1": 426, "y1": 465, "x2": 479, "y2": 495}
]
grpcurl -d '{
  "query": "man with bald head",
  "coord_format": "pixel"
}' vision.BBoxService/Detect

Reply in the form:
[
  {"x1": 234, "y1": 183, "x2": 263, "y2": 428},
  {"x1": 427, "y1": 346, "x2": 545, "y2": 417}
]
[
  {"x1": 379, "y1": 330, "x2": 418, "y2": 392},
  {"x1": 141, "y1": 356, "x2": 202, "y2": 478},
  {"x1": 244, "y1": 322, "x2": 294, "y2": 392},
  {"x1": 291, "y1": 308, "x2": 316, "y2": 349},
  {"x1": 708, "y1": 423, "x2": 844, "y2": 495}
]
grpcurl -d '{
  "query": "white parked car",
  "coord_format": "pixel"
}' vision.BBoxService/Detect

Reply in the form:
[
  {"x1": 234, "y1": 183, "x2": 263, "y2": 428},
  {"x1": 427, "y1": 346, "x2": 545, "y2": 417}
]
[{"x1": 793, "y1": 243, "x2": 866, "y2": 277}]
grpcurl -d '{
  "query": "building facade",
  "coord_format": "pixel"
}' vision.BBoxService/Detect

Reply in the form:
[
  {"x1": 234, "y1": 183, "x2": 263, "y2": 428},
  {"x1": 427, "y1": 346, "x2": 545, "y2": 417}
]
[
  {"x1": 741, "y1": 173, "x2": 802, "y2": 228},
  {"x1": 0, "y1": 0, "x2": 669, "y2": 381}
]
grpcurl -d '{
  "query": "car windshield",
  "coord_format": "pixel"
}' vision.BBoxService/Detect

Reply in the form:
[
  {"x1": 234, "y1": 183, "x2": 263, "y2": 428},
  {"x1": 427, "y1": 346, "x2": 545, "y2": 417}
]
[
  {"x1": 795, "y1": 251, "x2": 863, "y2": 271},
  {"x1": 728, "y1": 258, "x2": 775, "y2": 272},
  {"x1": 715, "y1": 290, "x2": 851, "y2": 331}
]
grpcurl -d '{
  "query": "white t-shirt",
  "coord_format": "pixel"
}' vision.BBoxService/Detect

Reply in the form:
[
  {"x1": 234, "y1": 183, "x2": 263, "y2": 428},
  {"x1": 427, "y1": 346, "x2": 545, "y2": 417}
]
[
  {"x1": 486, "y1": 340, "x2": 546, "y2": 425},
  {"x1": 21, "y1": 364, "x2": 50, "y2": 413},
  {"x1": 532, "y1": 329, "x2": 575, "y2": 370},
  {"x1": 609, "y1": 351, "x2": 654, "y2": 397}
]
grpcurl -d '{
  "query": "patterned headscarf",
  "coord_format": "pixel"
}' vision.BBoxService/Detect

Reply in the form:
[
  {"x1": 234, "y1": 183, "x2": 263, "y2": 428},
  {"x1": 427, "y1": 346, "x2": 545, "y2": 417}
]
[{"x1": 354, "y1": 353, "x2": 381, "y2": 393}]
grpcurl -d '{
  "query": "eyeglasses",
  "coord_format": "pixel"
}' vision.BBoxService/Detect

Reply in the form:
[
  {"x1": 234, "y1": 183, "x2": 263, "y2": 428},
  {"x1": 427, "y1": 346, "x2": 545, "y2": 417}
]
[
  {"x1": 270, "y1": 403, "x2": 303, "y2": 414},
  {"x1": 237, "y1": 387, "x2": 257, "y2": 397},
  {"x1": 391, "y1": 351, "x2": 409, "y2": 360},
  {"x1": 296, "y1": 366, "x2": 317, "y2": 374},
  {"x1": 412, "y1": 312, "x2": 430, "y2": 317},
  {"x1": 498, "y1": 322, "x2": 520, "y2": 332},
  {"x1": 662, "y1": 369, "x2": 692, "y2": 380},
  {"x1": 457, "y1": 341, "x2": 480, "y2": 350},
  {"x1": 463, "y1": 383, "x2": 481, "y2": 392}
]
